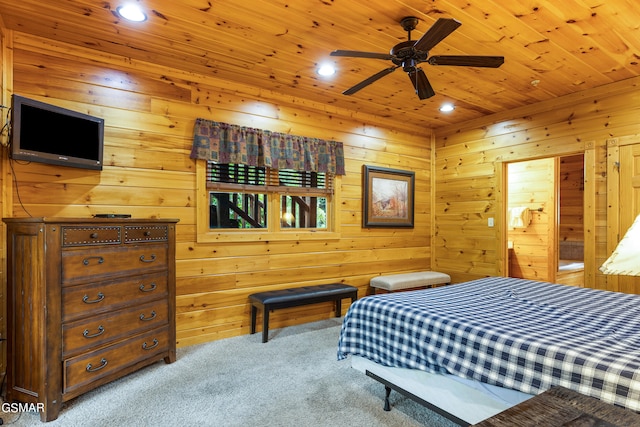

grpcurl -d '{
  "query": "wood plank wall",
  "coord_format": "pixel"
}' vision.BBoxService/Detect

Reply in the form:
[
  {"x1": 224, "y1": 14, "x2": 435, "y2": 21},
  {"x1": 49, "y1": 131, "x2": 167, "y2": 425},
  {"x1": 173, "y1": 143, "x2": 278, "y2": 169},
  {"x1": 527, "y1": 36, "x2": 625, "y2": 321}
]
[
  {"x1": 434, "y1": 76, "x2": 640, "y2": 292},
  {"x1": 0, "y1": 28, "x2": 10, "y2": 378},
  {"x1": 559, "y1": 154, "x2": 585, "y2": 243},
  {"x1": 0, "y1": 30, "x2": 433, "y2": 349}
]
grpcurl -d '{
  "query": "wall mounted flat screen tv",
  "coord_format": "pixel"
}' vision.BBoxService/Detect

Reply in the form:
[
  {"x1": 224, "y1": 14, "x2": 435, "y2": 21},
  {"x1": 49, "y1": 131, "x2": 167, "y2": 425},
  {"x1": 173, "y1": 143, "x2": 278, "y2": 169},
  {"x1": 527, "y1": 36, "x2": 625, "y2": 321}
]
[{"x1": 11, "y1": 95, "x2": 104, "y2": 170}]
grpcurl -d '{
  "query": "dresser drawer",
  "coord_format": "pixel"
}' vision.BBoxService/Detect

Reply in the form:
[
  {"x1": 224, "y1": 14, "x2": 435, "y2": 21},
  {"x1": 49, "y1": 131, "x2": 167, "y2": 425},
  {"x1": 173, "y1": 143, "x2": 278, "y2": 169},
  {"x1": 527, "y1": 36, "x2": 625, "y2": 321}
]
[
  {"x1": 63, "y1": 300, "x2": 168, "y2": 357},
  {"x1": 62, "y1": 226, "x2": 122, "y2": 246},
  {"x1": 63, "y1": 326, "x2": 169, "y2": 395},
  {"x1": 62, "y1": 273, "x2": 168, "y2": 321},
  {"x1": 61, "y1": 244, "x2": 168, "y2": 285},
  {"x1": 124, "y1": 225, "x2": 169, "y2": 243}
]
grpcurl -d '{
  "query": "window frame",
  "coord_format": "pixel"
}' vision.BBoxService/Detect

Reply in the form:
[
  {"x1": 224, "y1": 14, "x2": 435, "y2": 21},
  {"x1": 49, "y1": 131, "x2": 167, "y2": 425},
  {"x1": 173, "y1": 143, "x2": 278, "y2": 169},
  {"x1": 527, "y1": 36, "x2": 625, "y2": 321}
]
[{"x1": 196, "y1": 161, "x2": 340, "y2": 242}]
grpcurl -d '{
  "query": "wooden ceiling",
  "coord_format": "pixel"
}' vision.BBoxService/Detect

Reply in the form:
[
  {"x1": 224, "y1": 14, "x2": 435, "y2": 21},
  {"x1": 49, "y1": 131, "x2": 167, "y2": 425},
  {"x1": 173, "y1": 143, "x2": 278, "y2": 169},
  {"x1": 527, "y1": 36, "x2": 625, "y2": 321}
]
[{"x1": 1, "y1": 0, "x2": 639, "y2": 130}]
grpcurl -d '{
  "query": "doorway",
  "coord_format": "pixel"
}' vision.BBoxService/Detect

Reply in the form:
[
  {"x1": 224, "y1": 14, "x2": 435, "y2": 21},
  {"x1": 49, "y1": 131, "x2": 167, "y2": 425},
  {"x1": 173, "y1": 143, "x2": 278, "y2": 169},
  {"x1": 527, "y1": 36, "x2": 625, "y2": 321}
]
[{"x1": 506, "y1": 154, "x2": 585, "y2": 285}]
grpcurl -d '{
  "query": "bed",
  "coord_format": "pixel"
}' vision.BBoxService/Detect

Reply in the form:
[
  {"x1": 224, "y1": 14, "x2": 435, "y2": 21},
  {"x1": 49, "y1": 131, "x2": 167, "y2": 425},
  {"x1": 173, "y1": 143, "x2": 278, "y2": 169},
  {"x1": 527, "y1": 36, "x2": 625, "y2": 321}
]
[
  {"x1": 337, "y1": 277, "x2": 640, "y2": 425},
  {"x1": 556, "y1": 241, "x2": 585, "y2": 286},
  {"x1": 558, "y1": 260, "x2": 584, "y2": 271},
  {"x1": 556, "y1": 260, "x2": 584, "y2": 287}
]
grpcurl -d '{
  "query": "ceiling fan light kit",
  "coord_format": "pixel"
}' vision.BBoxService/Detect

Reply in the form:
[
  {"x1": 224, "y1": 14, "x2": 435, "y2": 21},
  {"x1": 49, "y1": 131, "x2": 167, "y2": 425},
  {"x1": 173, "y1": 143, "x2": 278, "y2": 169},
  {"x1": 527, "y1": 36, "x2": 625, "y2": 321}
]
[{"x1": 330, "y1": 17, "x2": 504, "y2": 100}]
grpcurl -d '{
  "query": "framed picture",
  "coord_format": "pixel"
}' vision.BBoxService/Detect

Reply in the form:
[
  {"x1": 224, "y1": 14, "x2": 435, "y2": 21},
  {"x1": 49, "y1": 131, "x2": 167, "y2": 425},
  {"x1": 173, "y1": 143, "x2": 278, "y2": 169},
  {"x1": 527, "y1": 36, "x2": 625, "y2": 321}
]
[{"x1": 363, "y1": 165, "x2": 415, "y2": 228}]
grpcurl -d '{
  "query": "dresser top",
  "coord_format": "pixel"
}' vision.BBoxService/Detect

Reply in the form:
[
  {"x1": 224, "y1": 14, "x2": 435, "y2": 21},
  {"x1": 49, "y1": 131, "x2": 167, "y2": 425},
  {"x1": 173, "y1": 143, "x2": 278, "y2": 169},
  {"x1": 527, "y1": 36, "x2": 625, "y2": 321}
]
[{"x1": 3, "y1": 217, "x2": 180, "y2": 224}]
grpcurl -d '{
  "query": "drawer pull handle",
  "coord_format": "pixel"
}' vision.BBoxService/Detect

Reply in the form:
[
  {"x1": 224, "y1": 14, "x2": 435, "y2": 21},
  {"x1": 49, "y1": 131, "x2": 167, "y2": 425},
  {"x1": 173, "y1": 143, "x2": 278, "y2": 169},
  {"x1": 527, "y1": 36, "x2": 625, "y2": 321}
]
[
  {"x1": 83, "y1": 292, "x2": 105, "y2": 304},
  {"x1": 142, "y1": 339, "x2": 159, "y2": 350},
  {"x1": 139, "y1": 282, "x2": 157, "y2": 292},
  {"x1": 90, "y1": 232, "x2": 99, "y2": 239},
  {"x1": 143, "y1": 231, "x2": 152, "y2": 236},
  {"x1": 140, "y1": 254, "x2": 156, "y2": 263},
  {"x1": 139, "y1": 311, "x2": 157, "y2": 321},
  {"x1": 83, "y1": 256, "x2": 104, "y2": 266},
  {"x1": 83, "y1": 325, "x2": 105, "y2": 338},
  {"x1": 86, "y1": 358, "x2": 108, "y2": 373}
]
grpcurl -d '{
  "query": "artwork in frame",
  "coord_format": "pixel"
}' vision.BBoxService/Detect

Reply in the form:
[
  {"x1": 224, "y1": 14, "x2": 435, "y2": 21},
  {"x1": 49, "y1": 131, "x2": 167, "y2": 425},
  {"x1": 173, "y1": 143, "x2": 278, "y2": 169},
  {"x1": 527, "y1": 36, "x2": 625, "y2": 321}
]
[{"x1": 363, "y1": 165, "x2": 415, "y2": 228}]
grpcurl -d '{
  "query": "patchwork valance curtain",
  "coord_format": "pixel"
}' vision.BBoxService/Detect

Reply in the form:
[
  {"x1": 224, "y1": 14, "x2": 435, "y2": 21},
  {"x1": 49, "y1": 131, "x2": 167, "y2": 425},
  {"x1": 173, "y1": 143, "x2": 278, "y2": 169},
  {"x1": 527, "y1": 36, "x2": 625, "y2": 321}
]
[{"x1": 190, "y1": 118, "x2": 345, "y2": 175}]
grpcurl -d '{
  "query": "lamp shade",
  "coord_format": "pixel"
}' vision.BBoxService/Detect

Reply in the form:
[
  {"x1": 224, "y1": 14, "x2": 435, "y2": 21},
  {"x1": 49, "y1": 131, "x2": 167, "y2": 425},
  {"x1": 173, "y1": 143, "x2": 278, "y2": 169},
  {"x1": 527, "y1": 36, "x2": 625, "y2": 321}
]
[{"x1": 600, "y1": 213, "x2": 640, "y2": 276}]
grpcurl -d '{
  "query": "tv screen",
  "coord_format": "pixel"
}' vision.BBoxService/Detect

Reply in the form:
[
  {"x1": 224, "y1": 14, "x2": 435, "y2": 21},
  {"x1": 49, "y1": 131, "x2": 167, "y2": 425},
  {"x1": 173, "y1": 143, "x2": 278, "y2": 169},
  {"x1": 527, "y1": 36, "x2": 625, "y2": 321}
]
[{"x1": 11, "y1": 95, "x2": 104, "y2": 170}]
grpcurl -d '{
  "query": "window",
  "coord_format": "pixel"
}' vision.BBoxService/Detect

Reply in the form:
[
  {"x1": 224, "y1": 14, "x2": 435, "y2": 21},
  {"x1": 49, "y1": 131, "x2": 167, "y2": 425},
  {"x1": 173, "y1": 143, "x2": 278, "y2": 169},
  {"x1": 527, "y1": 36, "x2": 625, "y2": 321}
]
[
  {"x1": 197, "y1": 162, "x2": 339, "y2": 241},
  {"x1": 276, "y1": 169, "x2": 329, "y2": 229},
  {"x1": 207, "y1": 164, "x2": 268, "y2": 229}
]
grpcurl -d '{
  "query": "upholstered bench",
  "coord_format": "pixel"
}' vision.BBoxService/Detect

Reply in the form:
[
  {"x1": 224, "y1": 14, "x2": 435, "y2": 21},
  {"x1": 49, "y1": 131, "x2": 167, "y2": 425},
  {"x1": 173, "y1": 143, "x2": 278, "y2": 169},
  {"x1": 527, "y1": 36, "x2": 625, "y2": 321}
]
[
  {"x1": 249, "y1": 283, "x2": 358, "y2": 343},
  {"x1": 370, "y1": 271, "x2": 451, "y2": 293}
]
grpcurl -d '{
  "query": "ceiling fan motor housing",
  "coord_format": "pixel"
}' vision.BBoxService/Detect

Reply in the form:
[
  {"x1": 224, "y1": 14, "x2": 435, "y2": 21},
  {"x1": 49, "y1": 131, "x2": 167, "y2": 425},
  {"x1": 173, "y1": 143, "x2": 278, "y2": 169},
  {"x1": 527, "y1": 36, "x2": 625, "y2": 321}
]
[{"x1": 391, "y1": 40, "x2": 428, "y2": 70}]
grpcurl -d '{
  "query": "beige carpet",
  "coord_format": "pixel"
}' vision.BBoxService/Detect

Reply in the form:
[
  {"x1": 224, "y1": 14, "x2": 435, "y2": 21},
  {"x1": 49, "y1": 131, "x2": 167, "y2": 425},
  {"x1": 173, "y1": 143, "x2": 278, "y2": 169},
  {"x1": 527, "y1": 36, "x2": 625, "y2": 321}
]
[{"x1": 5, "y1": 318, "x2": 459, "y2": 426}]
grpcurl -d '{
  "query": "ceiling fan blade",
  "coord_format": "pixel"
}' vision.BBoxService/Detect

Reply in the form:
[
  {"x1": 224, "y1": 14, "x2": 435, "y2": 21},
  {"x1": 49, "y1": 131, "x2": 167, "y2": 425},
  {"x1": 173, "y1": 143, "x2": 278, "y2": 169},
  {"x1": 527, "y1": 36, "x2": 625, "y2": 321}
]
[
  {"x1": 413, "y1": 18, "x2": 462, "y2": 52},
  {"x1": 408, "y1": 68, "x2": 435, "y2": 100},
  {"x1": 342, "y1": 66, "x2": 399, "y2": 95},
  {"x1": 428, "y1": 55, "x2": 504, "y2": 68},
  {"x1": 330, "y1": 50, "x2": 393, "y2": 60}
]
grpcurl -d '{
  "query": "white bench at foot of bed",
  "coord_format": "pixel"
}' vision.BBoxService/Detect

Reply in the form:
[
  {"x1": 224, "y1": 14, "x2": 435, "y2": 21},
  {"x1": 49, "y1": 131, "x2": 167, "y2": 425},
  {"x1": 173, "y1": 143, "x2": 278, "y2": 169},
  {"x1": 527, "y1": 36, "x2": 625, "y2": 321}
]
[
  {"x1": 351, "y1": 356, "x2": 534, "y2": 425},
  {"x1": 370, "y1": 271, "x2": 451, "y2": 293}
]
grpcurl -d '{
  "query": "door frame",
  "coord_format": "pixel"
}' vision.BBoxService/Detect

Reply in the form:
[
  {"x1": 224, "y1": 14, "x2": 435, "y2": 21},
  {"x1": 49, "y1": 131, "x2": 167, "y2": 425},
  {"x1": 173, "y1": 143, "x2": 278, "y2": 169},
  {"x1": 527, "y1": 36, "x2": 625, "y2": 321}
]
[{"x1": 499, "y1": 147, "x2": 595, "y2": 285}]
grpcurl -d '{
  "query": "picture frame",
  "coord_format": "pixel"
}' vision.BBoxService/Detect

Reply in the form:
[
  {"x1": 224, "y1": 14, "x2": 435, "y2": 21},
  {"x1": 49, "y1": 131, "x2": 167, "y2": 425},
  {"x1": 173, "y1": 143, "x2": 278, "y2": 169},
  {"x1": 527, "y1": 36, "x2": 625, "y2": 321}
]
[{"x1": 363, "y1": 165, "x2": 415, "y2": 228}]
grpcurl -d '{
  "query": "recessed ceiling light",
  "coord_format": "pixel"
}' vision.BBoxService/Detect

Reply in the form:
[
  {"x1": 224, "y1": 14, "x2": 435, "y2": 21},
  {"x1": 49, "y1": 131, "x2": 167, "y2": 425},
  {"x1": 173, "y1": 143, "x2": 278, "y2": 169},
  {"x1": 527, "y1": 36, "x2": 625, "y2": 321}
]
[
  {"x1": 317, "y1": 63, "x2": 336, "y2": 76},
  {"x1": 439, "y1": 103, "x2": 455, "y2": 113},
  {"x1": 117, "y1": 4, "x2": 147, "y2": 22}
]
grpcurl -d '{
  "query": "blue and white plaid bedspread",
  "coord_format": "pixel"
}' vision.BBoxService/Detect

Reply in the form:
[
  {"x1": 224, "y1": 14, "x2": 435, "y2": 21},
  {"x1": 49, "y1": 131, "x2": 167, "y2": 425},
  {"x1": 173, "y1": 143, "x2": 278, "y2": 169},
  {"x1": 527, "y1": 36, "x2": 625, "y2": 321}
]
[{"x1": 337, "y1": 277, "x2": 640, "y2": 411}]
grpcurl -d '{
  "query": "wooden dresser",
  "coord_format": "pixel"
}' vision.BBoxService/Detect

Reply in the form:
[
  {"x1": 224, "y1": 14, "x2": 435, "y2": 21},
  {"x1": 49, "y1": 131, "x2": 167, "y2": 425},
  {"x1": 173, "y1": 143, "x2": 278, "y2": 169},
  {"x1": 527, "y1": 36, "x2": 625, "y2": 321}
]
[{"x1": 3, "y1": 217, "x2": 179, "y2": 422}]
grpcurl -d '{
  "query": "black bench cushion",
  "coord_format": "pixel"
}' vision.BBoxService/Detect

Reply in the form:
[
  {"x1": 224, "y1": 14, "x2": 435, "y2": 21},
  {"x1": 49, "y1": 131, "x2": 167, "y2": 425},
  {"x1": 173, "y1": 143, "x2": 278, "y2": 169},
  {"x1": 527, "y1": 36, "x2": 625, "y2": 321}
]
[{"x1": 249, "y1": 284, "x2": 356, "y2": 305}]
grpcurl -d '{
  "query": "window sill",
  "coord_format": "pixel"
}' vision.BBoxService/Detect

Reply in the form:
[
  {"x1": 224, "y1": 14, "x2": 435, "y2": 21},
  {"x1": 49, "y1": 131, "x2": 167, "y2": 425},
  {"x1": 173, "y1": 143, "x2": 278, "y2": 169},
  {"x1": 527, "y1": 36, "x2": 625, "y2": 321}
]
[{"x1": 196, "y1": 229, "x2": 341, "y2": 243}]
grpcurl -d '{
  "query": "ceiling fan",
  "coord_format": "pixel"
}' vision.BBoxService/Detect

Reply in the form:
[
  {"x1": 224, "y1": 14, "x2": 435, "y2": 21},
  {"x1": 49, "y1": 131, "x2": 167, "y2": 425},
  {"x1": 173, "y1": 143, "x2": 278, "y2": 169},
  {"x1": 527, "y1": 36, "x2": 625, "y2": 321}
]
[{"x1": 330, "y1": 17, "x2": 504, "y2": 100}]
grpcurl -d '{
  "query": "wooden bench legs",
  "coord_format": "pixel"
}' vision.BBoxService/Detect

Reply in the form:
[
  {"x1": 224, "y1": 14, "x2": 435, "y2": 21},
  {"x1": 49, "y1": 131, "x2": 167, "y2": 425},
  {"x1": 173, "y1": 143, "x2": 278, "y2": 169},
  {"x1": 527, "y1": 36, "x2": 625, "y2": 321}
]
[
  {"x1": 249, "y1": 284, "x2": 358, "y2": 343},
  {"x1": 249, "y1": 298, "x2": 348, "y2": 343},
  {"x1": 250, "y1": 304, "x2": 270, "y2": 343}
]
